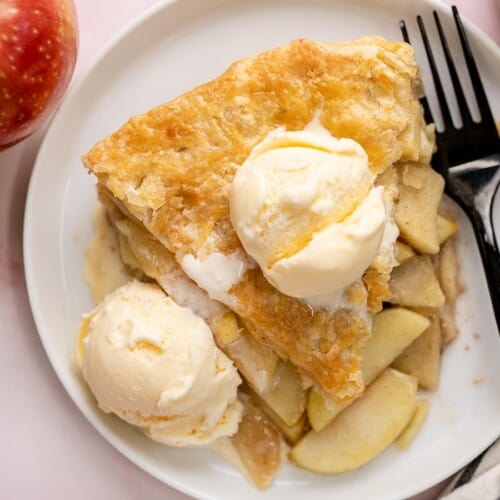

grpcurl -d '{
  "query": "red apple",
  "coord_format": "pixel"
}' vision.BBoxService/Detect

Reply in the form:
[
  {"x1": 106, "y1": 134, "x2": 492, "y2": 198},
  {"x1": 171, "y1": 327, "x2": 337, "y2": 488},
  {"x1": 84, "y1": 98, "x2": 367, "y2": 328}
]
[{"x1": 0, "y1": 0, "x2": 78, "y2": 149}]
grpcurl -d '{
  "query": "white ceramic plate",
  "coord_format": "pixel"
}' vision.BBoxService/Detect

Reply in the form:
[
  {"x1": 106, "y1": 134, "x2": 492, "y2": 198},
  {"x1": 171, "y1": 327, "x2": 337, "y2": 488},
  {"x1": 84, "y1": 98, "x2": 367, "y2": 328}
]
[{"x1": 24, "y1": 1, "x2": 500, "y2": 499}]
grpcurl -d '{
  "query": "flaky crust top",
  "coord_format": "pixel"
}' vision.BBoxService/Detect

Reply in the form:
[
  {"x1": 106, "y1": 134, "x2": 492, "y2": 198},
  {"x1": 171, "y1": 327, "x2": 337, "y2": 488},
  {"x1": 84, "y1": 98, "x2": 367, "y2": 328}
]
[
  {"x1": 83, "y1": 37, "x2": 432, "y2": 400},
  {"x1": 84, "y1": 36, "x2": 431, "y2": 258}
]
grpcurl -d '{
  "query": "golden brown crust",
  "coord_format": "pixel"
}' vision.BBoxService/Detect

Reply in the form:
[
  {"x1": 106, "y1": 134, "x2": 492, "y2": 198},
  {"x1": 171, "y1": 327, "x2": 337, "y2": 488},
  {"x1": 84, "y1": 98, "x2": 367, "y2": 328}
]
[
  {"x1": 230, "y1": 269, "x2": 369, "y2": 400},
  {"x1": 363, "y1": 267, "x2": 392, "y2": 313},
  {"x1": 84, "y1": 37, "x2": 431, "y2": 258},
  {"x1": 83, "y1": 37, "x2": 431, "y2": 401}
]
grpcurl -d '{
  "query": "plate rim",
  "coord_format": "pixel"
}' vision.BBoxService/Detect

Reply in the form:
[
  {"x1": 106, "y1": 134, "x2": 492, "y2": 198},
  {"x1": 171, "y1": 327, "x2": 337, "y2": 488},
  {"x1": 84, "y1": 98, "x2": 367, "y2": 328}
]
[{"x1": 23, "y1": 0, "x2": 500, "y2": 499}]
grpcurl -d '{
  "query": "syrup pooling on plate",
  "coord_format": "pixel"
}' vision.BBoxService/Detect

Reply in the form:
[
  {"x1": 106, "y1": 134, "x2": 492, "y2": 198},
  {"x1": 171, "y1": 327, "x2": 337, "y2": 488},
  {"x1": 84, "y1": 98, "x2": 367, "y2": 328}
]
[{"x1": 83, "y1": 205, "x2": 131, "y2": 303}]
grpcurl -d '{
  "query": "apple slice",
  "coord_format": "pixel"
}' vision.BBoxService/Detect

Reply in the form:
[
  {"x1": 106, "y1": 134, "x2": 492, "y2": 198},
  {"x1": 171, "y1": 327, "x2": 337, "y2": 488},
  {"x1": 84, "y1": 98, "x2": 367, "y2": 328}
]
[
  {"x1": 307, "y1": 388, "x2": 350, "y2": 432},
  {"x1": 117, "y1": 232, "x2": 143, "y2": 275},
  {"x1": 231, "y1": 398, "x2": 283, "y2": 489},
  {"x1": 291, "y1": 369, "x2": 417, "y2": 474},
  {"x1": 240, "y1": 384, "x2": 307, "y2": 445},
  {"x1": 395, "y1": 241, "x2": 415, "y2": 264},
  {"x1": 213, "y1": 312, "x2": 243, "y2": 345},
  {"x1": 434, "y1": 239, "x2": 460, "y2": 344},
  {"x1": 226, "y1": 334, "x2": 279, "y2": 395},
  {"x1": 394, "y1": 163, "x2": 444, "y2": 254},
  {"x1": 361, "y1": 308, "x2": 430, "y2": 385},
  {"x1": 392, "y1": 314, "x2": 441, "y2": 390},
  {"x1": 259, "y1": 401, "x2": 307, "y2": 445},
  {"x1": 436, "y1": 239, "x2": 460, "y2": 303},
  {"x1": 260, "y1": 361, "x2": 306, "y2": 426},
  {"x1": 390, "y1": 255, "x2": 445, "y2": 308},
  {"x1": 437, "y1": 215, "x2": 458, "y2": 245},
  {"x1": 396, "y1": 399, "x2": 429, "y2": 450},
  {"x1": 410, "y1": 306, "x2": 437, "y2": 318},
  {"x1": 439, "y1": 303, "x2": 458, "y2": 345},
  {"x1": 308, "y1": 308, "x2": 428, "y2": 432}
]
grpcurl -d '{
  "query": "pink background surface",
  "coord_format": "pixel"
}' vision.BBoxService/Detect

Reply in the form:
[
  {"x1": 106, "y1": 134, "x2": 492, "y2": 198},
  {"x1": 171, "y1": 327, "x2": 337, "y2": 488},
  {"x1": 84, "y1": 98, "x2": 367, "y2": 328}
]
[{"x1": 0, "y1": 1, "x2": 498, "y2": 499}]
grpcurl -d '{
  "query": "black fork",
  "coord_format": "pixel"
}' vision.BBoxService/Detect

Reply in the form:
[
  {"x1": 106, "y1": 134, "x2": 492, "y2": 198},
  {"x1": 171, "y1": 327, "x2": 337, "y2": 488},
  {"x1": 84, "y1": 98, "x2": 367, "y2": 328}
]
[{"x1": 400, "y1": 6, "x2": 500, "y2": 331}]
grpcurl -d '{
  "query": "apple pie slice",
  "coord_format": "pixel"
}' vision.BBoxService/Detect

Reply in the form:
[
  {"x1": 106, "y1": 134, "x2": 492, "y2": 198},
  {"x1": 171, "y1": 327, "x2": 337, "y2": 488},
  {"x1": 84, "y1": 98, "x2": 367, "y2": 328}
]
[{"x1": 83, "y1": 36, "x2": 433, "y2": 402}]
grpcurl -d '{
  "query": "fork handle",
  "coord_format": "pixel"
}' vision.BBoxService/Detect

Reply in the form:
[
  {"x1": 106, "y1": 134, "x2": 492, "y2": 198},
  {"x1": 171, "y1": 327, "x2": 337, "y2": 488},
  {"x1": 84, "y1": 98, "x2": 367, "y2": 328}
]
[{"x1": 466, "y1": 187, "x2": 500, "y2": 331}]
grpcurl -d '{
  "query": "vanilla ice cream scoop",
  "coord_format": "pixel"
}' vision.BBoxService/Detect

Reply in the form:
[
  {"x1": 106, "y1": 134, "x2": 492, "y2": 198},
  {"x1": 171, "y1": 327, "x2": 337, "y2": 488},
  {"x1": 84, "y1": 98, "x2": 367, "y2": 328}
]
[
  {"x1": 230, "y1": 124, "x2": 387, "y2": 298},
  {"x1": 77, "y1": 281, "x2": 242, "y2": 447}
]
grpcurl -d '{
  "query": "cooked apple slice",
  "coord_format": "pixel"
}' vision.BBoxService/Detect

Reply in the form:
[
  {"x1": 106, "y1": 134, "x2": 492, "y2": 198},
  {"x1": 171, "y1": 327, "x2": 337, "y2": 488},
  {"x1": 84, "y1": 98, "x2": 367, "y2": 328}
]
[
  {"x1": 361, "y1": 308, "x2": 430, "y2": 385},
  {"x1": 307, "y1": 388, "x2": 350, "y2": 432},
  {"x1": 390, "y1": 255, "x2": 445, "y2": 308},
  {"x1": 212, "y1": 310, "x2": 279, "y2": 394},
  {"x1": 437, "y1": 215, "x2": 458, "y2": 245},
  {"x1": 392, "y1": 314, "x2": 441, "y2": 390},
  {"x1": 436, "y1": 239, "x2": 459, "y2": 302},
  {"x1": 394, "y1": 163, "x2": 444, "y2": 254},
  {"x1": 395, "y1": 399, "x2": 429, "y2": 450},
  {"x1": 116, "y1": 232, "x2": 144, "y2": 276},
  {"x1": 410, "y1": 306, "x2": 437, "y2": 318},
  {"x1": 439, "y1": 303, "x2": 458, "y2": 344},
  {"x1": 260, "y1": 361, "x2": 306, "y2": 426},
  {"x1": 239, "y1": 384, "x2": 306, "y2": 445},
  {"x1": 213, "y1": 311, "x2": 243, "y2": 345},
  {"x1": 395, "y1": 241, "x2": 415, "y2": 264},
  {"x1": 226, "y1": 333, "x2": 279, "y2": 395},
  {"x1": 291, "y1": 369, "x2": 417, "y2": 474},
  {"x1": 231, "y1": 399, "x2": 283, "y2": 489},
  {"x1": 308, "y1": 308, "x2": 428, "y2": 432},
  {"x1": 375, "y1": 164, "x2": 398, "y2": 195},
  {"x1": 434, "y1": 239, "x2": 460, "y2": 344},
  {"x1": 260, "y1": 402, "x2": 307, "y2": 445}
]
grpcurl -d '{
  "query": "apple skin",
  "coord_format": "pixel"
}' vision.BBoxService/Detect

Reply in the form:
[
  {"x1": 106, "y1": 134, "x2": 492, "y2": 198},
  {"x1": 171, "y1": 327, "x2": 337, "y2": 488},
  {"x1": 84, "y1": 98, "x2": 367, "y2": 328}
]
[{"x1": 0, "y1": 0, "x2": 78, "y2": 149}]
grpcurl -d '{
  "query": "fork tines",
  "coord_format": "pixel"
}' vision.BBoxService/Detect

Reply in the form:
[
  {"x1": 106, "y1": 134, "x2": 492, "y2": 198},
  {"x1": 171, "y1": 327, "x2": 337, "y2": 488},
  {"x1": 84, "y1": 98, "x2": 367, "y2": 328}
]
[{"x1": 400, "y1": 7, "x2": 500, "y2": 169}]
